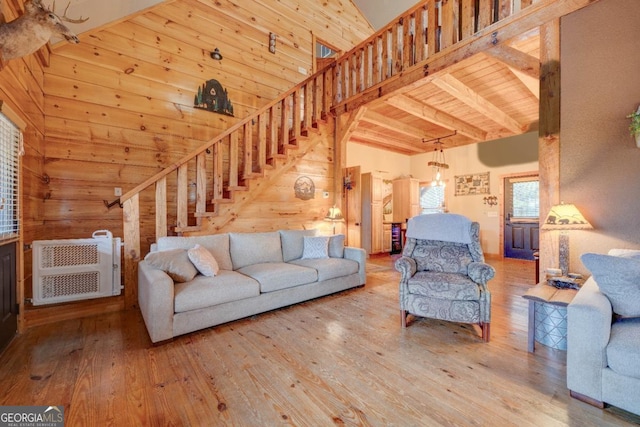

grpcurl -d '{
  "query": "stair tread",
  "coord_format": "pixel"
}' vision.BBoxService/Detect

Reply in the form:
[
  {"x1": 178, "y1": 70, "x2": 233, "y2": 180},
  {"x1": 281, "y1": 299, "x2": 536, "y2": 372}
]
[{"x1": 194, "y1": 211, "x2": 218, "y2": 218}]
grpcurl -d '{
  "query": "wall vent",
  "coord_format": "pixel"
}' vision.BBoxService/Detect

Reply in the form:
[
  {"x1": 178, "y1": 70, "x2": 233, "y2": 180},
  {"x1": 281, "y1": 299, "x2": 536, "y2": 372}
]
[{"x1": 32, "y1": 230, "x2": 122, "y2": 305}]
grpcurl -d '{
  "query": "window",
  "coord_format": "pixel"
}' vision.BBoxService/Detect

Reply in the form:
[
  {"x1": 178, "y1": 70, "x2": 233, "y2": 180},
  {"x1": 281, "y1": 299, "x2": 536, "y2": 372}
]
[
  {"x1": 510, "y1": 178, "x2": 539, "y2": 219},
  {"x1": 0, "y1": 111, "x2": 21, "y2": 241},
  {"x1": 419, "y1": 184, "x2": 445, "y2": 214}
]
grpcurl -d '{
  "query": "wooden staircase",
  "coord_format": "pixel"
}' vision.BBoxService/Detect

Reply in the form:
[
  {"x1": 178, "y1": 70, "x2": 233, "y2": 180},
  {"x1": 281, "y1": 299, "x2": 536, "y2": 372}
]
[{"x1": 119, "y1": 64, "x2": 335, "y2": 306}]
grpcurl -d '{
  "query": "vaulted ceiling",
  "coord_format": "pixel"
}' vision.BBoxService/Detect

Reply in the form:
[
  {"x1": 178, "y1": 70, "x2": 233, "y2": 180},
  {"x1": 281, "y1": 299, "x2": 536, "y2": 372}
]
[{"x1": 44, "y1": 0, "x2": 539, "y2": 156}]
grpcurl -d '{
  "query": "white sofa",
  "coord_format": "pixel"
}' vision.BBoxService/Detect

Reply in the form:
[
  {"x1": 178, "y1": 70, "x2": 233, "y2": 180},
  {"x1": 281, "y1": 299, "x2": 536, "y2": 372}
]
[
  {"x1": 567, "y1": 250, "x2": 640, "y2": 416},
  {"x1": 138, "y1": 230, "x2": 366, "y2": 343}
]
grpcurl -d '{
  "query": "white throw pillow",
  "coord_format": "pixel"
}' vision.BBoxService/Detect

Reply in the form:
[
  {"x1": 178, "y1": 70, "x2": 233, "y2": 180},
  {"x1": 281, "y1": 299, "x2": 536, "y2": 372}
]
[
  {"x1": 301, "y1": 236, "x2": 330, "y2": 259},
  {"x1": 188, "y1": 244, "x2": 220, "y2": 277}
]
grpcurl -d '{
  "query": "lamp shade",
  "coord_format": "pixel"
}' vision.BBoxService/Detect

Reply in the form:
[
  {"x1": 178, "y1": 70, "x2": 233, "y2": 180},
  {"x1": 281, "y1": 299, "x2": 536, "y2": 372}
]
[
  {"x1": 324, "y1": 206, "x2": 344, "y2": 221},
  {"x1": 541, "y1": 203, "x2": 593, "y2": 230}
]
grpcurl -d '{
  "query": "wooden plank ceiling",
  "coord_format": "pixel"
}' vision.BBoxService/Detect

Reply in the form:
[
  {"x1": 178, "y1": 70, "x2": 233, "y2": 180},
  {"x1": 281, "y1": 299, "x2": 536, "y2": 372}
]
[
  {"x1": 49, "y1": 0, "x2": 540, "y2": 157},
  {"x1": 349, "y1": 29, "x2": 541, "y2": 155}
]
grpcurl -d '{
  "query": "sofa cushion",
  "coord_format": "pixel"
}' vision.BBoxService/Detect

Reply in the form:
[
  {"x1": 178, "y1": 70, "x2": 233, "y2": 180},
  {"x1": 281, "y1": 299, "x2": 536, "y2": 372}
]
[
  {"x1": 230, "y1": 231, "x2": 283, "y2": 270},
  {"x1": 606, "y1": 317, "x2": 640, "y2": 379},
  {"x1": 174, "y1": 270, "x2": 260, "y2": 313},
  {"x1": 237, "y1": 262, "x2": 317, "y2": 293},
  {"x1": 156, "y1": 234, "x2": 233, "y2": 271},
  {"x1": 581, "y1": 253, "x2": 640, "y2": 317},
  {"x1": 187, "y1": 244, "x2": 219, "y2": 277},
  {"x1": 280, "y1": 229, "x2": 317, "y2": 262},
  {"x1": 302, "y1": 236, "x2": 330, "y2": 259},
  {"x1": 329, "y1": 234, "x2": 345, "y2": 258},
  {"x1": 290, "y1": 258, "x2": 358, "y2": 282},
  {"x1": 144, "y1": 249, "x2": 198, "y2": 283},
  {"x1": 407, "y1": 271, "x2": 480, "y2": 300}
]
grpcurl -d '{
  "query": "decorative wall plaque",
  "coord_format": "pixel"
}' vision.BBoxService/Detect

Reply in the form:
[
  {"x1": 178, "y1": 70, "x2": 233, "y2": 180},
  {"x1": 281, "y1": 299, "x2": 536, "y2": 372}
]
[
  {"x1": 194, "y1": 79, "x2": 234, "y2": 116},
  {"x1": 294, "y1": 176, "x2": 315, "y2": 200},
  {"x1": 454, "y1": 172, "x2": 490, "y2": 196}
]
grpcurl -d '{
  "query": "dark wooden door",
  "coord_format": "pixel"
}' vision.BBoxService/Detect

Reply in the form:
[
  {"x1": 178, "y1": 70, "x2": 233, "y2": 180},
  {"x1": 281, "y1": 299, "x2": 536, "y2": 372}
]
[
  {"x1": 0, "y1": 242, "x2": 18, "y2": 351},
  {"x1": 504, "y1": 176, "x2": 539, "y2": 260}
]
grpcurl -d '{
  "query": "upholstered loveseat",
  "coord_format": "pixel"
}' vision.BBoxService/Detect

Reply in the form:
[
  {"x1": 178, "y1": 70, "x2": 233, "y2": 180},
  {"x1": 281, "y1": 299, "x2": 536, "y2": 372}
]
[
  {"x1": 567, "y1": 249, "x2": 640, "y2": 416},
  {"x1": 138, "y1": 230, "x2": 366, "y2": 343}
]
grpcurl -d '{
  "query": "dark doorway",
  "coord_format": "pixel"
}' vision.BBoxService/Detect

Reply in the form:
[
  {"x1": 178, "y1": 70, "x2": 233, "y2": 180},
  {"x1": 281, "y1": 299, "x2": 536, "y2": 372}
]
[{"x1": 0, "y1": 242, "x2": 18, "y2": 352}]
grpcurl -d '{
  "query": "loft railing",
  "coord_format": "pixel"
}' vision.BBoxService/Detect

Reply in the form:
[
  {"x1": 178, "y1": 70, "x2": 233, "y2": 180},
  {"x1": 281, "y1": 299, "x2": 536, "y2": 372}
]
[{"x1": 332, "y1": 0, "x2": 537, "y2": 111}]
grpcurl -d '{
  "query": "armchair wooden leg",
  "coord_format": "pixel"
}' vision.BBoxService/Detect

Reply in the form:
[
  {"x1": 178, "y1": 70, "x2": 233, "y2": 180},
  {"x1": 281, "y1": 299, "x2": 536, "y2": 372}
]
[
  {"x1": 401, "y1": 310, "x2": 407, "y2": 328},
  {"x1": 481, "y1": 323, "x2": 490, "y2": 342}
]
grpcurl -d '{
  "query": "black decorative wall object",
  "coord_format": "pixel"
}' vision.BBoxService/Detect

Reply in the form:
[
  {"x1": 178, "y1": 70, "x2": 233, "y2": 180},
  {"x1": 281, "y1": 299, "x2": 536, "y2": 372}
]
[{"x1": 194, "y1": 79, "x2": 234, "y2": 116}]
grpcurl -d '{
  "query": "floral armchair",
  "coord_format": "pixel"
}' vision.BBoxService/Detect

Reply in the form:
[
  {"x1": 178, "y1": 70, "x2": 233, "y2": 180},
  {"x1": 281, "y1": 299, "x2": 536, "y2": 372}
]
[{"x1": 394, "y1": 213, "x2": 495, "y2": 341}]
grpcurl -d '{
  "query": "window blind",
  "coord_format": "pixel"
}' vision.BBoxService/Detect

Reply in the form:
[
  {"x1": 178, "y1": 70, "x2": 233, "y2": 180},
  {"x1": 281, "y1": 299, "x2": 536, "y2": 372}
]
[
  {"x1": 0, "y1": 112, "x2": 21, "y2": 241},
  {"x1": 420, "y1": 185, "x2": 445, "y2": 214}
]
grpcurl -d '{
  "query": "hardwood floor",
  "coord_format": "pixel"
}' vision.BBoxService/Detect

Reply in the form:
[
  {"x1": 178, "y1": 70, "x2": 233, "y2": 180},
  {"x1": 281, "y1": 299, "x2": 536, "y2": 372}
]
[{"x1": 2, "y1": 255, "x2": 639, "y2": 426}]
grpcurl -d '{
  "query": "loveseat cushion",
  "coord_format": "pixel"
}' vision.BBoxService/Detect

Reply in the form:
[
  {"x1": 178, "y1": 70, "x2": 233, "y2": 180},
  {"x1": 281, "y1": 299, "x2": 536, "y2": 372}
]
[
  {"x1": 280, "y1": 229, "x2": 317, "y2": 262},
  {"x1": 174, "y1": 270, "x2": 260, "y2": 313},
  {"x1": 157, "y1": 234, "x2": 233, "y2": 271},
  {"x1": 407, "y1": 271, "x2": 480, "y2": 300},
  {"x1": 238, "y1": 262, "x2": 317, "y2": 293},
  {"x1": 290, "y1": 258, "x2": 358, "y2": 282},
  {"x1": 230, "y1": 231, "x2": 283, "y2": 270},
  {"x1": 606, "y1": 317, "x2": 640, "y2": 379}
]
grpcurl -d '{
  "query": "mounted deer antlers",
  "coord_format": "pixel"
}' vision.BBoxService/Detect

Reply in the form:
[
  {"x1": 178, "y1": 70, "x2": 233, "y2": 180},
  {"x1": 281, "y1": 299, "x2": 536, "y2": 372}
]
[{"x1": 0, "y1": 0, "x2": 88, "y2": 67}]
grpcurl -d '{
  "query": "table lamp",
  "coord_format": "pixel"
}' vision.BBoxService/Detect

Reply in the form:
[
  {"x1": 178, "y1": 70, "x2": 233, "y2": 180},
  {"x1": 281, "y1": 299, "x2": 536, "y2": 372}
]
[
  {"x1": 541, "y1": 203, "x2": 593, "y2": 276},
  {"x1": 324, "y1": 206, "x2": 344, "y2": 234}
]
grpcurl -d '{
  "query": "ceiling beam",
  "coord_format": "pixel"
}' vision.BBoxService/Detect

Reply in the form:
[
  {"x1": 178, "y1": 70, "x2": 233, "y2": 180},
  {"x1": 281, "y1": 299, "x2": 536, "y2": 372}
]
[
  {"x1": 486, "y1": 45, "x2": 540, "y2": 79},
  {"x1": 350, "y1": 129, "x2": 424, "y2": 153},
  {"x1": 386, "y1": 95, "x2": 487, "y2": 141},
  {"x1": 510, "y1": 67, "x2": 540, "y2": 99},
  {"x1": 431, "y1": 74, "x2": 525, "y2": 133},
  {"x1": 359, "y1": 111, "x2": 426, "y2": 139},
  {"x1": 483, "y1": 47, "x2": 540, "y2": 99}
]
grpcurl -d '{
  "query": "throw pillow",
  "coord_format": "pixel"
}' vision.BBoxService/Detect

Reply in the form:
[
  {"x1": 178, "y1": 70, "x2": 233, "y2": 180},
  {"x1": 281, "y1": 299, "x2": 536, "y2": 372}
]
[
  {"x1": 328, "y1": 234, "x2": 345, "y2": 258},
  {"x1": 144, "y1": 248, "x2": 198, "y2": 283},
  {"x1": 581, "y1": 253, "x2": 640, "y2": 317},
  {"x1": 187, "y1": 244, "x2": 220, "y2": 277},
  {"x1": 301, "y1": 236, "x2": 330, "y2": 259}
]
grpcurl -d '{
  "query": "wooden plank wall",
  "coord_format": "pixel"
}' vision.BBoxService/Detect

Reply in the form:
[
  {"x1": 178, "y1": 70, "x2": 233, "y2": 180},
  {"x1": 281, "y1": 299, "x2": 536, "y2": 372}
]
[
  {"x1": 12, "y1": 0, "x2": 372, "y2": 325},
  {"x1": 0, "y1": 1, "x2": 48, "y2": 332}
]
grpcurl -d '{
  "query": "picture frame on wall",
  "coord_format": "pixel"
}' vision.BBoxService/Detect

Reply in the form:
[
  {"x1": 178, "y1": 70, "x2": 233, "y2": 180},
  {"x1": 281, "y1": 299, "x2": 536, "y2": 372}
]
[{"x1": 454, "y1": 172, "x2": 490, "y2": 196}]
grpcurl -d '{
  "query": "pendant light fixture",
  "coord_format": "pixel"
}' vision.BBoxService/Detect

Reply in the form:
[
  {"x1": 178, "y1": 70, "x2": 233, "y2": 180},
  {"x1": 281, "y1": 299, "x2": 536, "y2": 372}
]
[{"x1": 423, "y1": 131, "x2": 456, "y2": 187}]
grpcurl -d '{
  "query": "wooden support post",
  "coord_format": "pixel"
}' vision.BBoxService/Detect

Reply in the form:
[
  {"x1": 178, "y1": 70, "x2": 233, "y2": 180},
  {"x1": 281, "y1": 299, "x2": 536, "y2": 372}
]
[
  {"x1": 195, "y1": 153, "x2": 206, "y2": 225},
  {"x1": 123, "y1": 195, "x2": 140, "y2": 309},
  {"x1": 155, "y1": 176, "x2": 167, "y2": 239},
  {"x1": 176, "y1": 164, "x2": 189, "y2": 229},
  {"x1": 538, "y1": 18, "x2": 561, "y2": 283},
  {"x1": 243, "y1": 122, "x2": 253, "y2": 177}
]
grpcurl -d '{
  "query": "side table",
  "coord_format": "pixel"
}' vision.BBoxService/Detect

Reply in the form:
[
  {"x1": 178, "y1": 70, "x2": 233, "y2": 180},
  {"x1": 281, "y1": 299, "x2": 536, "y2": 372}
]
[{"x1": 522, "y1": 283, "x2": 578, "y2": 352}]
